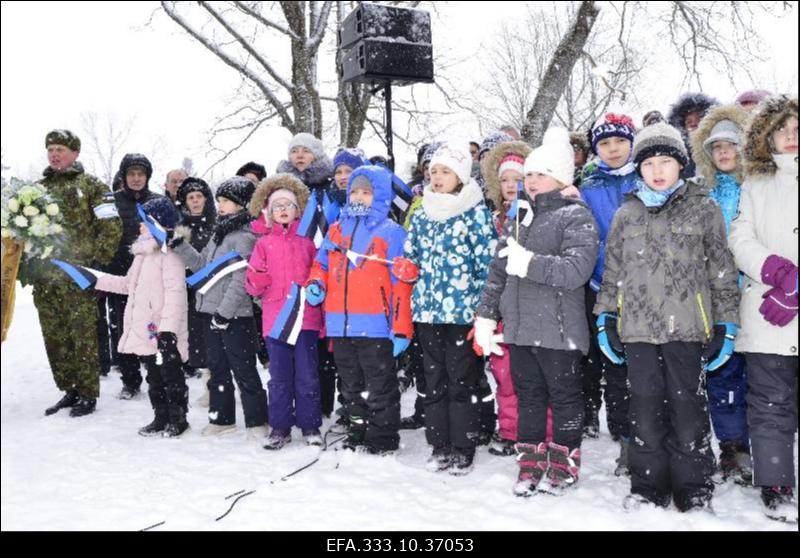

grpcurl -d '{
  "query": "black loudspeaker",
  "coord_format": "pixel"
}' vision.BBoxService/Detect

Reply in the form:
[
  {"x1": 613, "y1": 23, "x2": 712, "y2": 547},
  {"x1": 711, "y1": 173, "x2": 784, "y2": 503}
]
[{"x1": 337, "y1": 4, "x2": 433, "y2": 85}]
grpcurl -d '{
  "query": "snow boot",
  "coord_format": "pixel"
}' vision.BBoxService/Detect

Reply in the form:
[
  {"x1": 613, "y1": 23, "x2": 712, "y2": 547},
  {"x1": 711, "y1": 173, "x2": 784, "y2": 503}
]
[
  {"x1": 583, "y1": 408, "x2": 600, "y2": 439},
  {"x1": 488, "y1": 432, "x2": 517, "y2": 457},
  {"x1": 342, "y1": 416, "x2": 365, "y2": 451},
  {"x1": 201, "y1": 423, "x2": 236, "y2": 436},
  {"x1": 303, "y1": 429, "x2": 323, "y2": 447},
  {"x1": 449, "y1": 447, "x2": 475, "y2": 476},
  {"x1": 513, "y1": 442, "x2": 548, "y2": 497},
  {"x1": 69, "y1": 395, "x2": 96, "y2": 417},
  {"x1": 545, "y1": 443, "x2": 580, "y2": 494},
  {"x1": 163, "y1": 384, "x2": 189, "y2": 438},
  {"x1": 246, "y1": 425, "x2": 269, "y2": 440},
  {"x1": 329, "y1": 413, "x2": 350, "y2": 435},
  {"x1": 359, "y1": 444, "x2": 397, "y2": 456},
  {"x1": 426, "y1": 446, "x2": 454, "y2": 472},
  {"x1": 139, "y1": 409, "x2": 169, "y2": 437},
  {"x1": 45, "y1": 390, "x2": 79, "y2": 416},
  {"x1": 263, "y1": 428, "x2": 292, "y2": 450},
  {"x1": 118, "y1": 385, "x2": 140, "y2": 400},
  {"x1": 399, "y1": 413, "x2": 425, "y2": 430},
  {"x1": 622, "y1": 493, "x2": 668, "y2": 512},
  {"x1": 196, "y1": 369, "x2": 211, "y2": 408},
  {"x1": 718, "y1": 440, "x2": 753, "y2": 485},
  {"x1": 761, "y1": 487, "x2": 798, "y2": 524},
  {"x1": 614, "y1": 439, "x2": 630, "y2": 477}
]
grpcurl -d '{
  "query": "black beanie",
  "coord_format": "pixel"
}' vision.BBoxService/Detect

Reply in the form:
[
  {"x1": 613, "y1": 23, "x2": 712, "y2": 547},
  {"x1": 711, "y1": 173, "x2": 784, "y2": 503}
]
[
  {"x1": 216, "y1": 177, "x2": 255, "y2": 208},
  {"x1": 119, "y1": 153, "x2": 153, "y2": 181},
  {"x1": 235, "y1": 162, "x2": 267, "y2": 183}
]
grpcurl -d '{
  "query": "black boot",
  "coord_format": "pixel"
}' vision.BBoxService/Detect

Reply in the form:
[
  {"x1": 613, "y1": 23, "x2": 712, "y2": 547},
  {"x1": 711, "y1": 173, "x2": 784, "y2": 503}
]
[
  {"x1": 342, "y1": 416, "x2": 365, "y2": 451},
  {"x1": 44, "y1": 390, "x2": 79, "y2": 416},
  {"x1": 69, "y1": 395, "x2": 97, "y2": 417},
  {"x1": 138, "y1": 411, "x2": 169, "y2": 437},
  {"x1": 163, "y1": 384, "x2": 189, "y2": 438},
  {"x1": 399, "y1": 413, "x2": 425, "y2": 430}
]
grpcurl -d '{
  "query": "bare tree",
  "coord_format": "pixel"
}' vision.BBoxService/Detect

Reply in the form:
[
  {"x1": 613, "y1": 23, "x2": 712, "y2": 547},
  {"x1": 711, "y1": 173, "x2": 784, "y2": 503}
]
[{"x1": 79, "y1": 112, "x2": 136, "y2": 185}]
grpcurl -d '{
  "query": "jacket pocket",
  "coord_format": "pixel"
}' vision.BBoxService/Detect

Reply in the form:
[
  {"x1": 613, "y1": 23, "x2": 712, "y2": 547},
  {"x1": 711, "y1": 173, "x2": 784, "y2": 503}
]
[{"x1": 620, "y1": 225, "x2": 647, "y2": 265}]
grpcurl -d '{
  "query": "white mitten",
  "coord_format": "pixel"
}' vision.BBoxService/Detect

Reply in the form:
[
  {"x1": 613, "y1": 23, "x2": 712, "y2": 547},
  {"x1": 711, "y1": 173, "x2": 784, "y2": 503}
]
[
  {"x1": 497, "y1": 237, "x2": 533, "y2": 278},
  {"x1": 474, "y1": 317, "x2": 505, "y2": 356}
]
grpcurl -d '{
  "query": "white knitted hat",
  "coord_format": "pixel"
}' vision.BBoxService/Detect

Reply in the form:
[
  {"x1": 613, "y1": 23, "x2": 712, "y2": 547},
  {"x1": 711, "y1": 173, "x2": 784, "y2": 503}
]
[
  {"x1": 430, "y1": 142, "x2": 473, "y2": 186},
  {"x1": 523, "y1": 127, "x2": 575, "y2": 186}
]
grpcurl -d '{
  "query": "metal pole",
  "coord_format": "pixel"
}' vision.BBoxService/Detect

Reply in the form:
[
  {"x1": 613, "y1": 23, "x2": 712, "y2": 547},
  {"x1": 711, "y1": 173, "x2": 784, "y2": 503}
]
[{"x1": 385, "y1": 81, "x2": 394, "y2": 171}]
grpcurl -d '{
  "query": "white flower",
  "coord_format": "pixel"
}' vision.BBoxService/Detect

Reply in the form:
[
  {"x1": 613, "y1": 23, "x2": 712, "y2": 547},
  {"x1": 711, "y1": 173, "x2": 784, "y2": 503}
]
[
  {"x1": 45, "y1": 203, "x2": 59, "y2": 216},
  {"x1": 13, "y1": 215, "x2": 28, "y2": 228},
  {"x1": 51, "y1": 224, "x2": 63, "y2": 234},
  {"x1": 40, "y1": 245, "x2": 54, "y2": 259},
  {"x1": 7, "y1": 199, "x2": 19, "y2": 213},
  {"x1": 23, "y1": 205, "x2": 40, "y2": 217}
]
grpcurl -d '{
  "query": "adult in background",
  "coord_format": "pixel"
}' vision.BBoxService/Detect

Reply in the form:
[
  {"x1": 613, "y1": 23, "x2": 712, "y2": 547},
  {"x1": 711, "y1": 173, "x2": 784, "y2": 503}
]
[
  {"x1": 164, "y1": 168, "x2": 188, "y2": 205},
  {"x1": 236, "y1": 162, "x2": 267, "y2": 185}
]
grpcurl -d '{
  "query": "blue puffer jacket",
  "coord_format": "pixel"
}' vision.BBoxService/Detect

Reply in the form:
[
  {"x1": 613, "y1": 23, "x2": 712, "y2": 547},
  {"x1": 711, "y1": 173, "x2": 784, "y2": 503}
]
[
  {"x1": 709, "y1": 172, "x2": 741, "y2": 233},
  {"x1": 579, "y1": 166, "x2": 638, "y2": 291},
  {"x1": 405, "y1": 179, "x2": 497, "y2": 325}
]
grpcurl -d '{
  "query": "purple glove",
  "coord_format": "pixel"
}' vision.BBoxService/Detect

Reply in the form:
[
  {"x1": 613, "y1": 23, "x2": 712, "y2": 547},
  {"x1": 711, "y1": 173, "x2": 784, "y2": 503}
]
[
  {"x1": 759, "y1": 286, "x2": 798, "y2": 327},
  {"x1": 761, "y1": 255, "x2": 798, "y2": 295}
]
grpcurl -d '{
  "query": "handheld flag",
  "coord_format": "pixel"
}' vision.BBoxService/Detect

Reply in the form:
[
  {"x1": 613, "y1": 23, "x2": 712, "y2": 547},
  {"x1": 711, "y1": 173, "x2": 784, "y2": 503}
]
[
  {"x1": 50, "y1": 259, "x2": 108, "y2": 290},
  {"x1": 297, "y1": 191, "x2": 333, "y2": 249},
  {"x1": 137, "y1": 203, "x2": 168, "y2": 253},
  {"x1": 186, "y1": 251, "x2": 248, "y2": 295},
  {"x1": 390, "y1": 173, "x2": 413, "y2": 224},
  {"x1": 268, "y1": 283, "x2": 306, "y2": 345}
]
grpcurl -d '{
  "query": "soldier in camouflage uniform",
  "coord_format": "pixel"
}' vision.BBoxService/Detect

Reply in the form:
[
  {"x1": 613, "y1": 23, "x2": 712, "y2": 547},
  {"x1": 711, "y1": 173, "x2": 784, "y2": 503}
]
[{"x1": 26, "y1": 130, "x2": 122, "y2": 417}]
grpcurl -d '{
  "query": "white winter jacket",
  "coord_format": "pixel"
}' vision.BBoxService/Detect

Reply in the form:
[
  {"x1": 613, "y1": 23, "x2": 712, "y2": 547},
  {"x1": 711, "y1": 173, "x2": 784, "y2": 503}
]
[{"x1": 728, "y1": 154, "x2": 799, "y2": 356}]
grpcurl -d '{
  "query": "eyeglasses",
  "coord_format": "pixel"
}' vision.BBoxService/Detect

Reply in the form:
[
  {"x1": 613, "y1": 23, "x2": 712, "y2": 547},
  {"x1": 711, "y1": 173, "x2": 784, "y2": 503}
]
[{"x1": 271, "y1": 202, "x2": 298, "y2": 213}]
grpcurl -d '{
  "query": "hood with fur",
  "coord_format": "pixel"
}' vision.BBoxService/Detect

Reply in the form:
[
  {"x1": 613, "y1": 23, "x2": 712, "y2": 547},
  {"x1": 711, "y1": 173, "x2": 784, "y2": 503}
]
[
  {"x1": 690, "y1": 104, "x2": 749, "y2": 186},
  {"x1": 480, "y1": 141, "x2": 532, "y2": 212},
  {"x1": 742, "y1": 95, "x2": 798, "y2": 178},
  {"x1": 667, "y1": 92, "x2": 720, "y2": 132},
  {"x1": 248, "y1": 173, "x2": 311, "y2": 221},
  {"x1": 275, "y1": 156, "x2": 333, "y2": 189}
]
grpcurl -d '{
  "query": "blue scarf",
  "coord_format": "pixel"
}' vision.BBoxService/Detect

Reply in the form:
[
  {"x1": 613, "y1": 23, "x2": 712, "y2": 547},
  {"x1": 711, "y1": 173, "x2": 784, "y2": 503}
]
[
  {"x1": 634, "y1": 179, "x2": 684, "y2": 208},
  {"x1": 597, "y1": 159, "x2": 636, "y2": 177},
  {"x1": 709, "y1": 172, "x2": 741, "y2": 233}
]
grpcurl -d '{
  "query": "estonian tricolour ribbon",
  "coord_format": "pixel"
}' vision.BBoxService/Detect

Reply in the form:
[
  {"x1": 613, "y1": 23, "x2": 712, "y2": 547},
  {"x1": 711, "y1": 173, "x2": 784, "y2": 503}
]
[
  {"x1": 390, "y1": 173, "x2": 413, "y2": 225},
  {"x1": 268, "y1": 283, "x2": 306, "y2": 345},
  {"x1": 186, "y1": 251, "x2": 248, "y2": 295},
  {"x1": 137, "y1": 203, "x2": 168, "y2": 253},
  {"x1": 50, "y1": 259, "x2": 109, "y2": 290},
  {"x1": 297, "y1": 190, "x2": 339, "y2": 249}
]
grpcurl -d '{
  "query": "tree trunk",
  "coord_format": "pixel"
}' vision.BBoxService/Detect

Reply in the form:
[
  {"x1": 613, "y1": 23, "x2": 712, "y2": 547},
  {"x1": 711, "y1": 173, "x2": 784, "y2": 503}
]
[{"x1": 521, "y1": 1, "x2": 599, "y2": 146}]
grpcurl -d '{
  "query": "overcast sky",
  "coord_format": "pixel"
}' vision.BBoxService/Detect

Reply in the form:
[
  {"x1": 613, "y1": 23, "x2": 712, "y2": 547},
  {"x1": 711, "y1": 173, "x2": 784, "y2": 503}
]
[{"x1": 2, "y1": 1, "x2": 797, "y2": 189}]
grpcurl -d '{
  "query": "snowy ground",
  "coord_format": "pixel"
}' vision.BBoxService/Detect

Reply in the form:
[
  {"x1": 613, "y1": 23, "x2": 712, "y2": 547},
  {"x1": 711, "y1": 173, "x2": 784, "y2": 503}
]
[{"x1": 1, "y1": 286, "x2": 796, "y2": 531}]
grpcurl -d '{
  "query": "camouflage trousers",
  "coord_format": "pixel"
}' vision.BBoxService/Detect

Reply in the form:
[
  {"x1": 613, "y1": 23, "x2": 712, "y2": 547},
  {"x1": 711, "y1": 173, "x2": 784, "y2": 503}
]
[{"x1": 32, "y1": 278, "x2": 100, "y2": 398}]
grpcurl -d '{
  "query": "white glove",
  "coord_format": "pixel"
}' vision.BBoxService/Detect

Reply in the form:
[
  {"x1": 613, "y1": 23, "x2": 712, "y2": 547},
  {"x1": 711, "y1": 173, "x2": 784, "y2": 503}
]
[
  {"x1": 497, "y1": 237, "x2": 533, "y2": 278},
  {"x1": 474, "y1": 317, "x2": 505, "y2": 357}
]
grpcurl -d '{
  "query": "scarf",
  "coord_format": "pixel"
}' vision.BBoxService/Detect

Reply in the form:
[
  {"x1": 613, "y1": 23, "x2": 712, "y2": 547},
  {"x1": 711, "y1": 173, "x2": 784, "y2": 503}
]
[
  {"x1": 597, "y1": 159, "x2": 636, "y2": 177},
  {"x1": 634, "y1": 179, "x2": 684, "y2": 208},
  {"x1": 212, "y1": 210, "x2": 252, "y2": 245}
]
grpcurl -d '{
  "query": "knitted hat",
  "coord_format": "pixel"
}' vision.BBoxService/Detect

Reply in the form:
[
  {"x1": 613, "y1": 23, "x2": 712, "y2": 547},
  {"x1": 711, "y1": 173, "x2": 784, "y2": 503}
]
[
  {"x1": 350, "y1": 173, "x2": 375, "y2": 193},
  {"x1": 216, "y1": 176, "x2": 256, "y2": 208},
  {"x1": 236, "y1": 162, "x2": 267, "y2": 182},
  {"x1": 142, "y1": 196, "x2": 179, "y2": 230},
  {"x1": 287, "y1": 133, "x2": 325, "y2": 160},
  {"x1": 119, "y1": 153, "x2": 153, "y2": 180},
  {"x1": 735, "y1": 89, "x2": 772, "y2": 107},
  {"x1": 589, "y1": 112, "x2": 636, "y2": 154},
  {"x1": 177, "y1": 177, "x2": 210, "y2": 205},
  {"x1": 430, "y1": 142, "x2": 473, "y2": 185},
  {"x1": 642, "y1": 110, "x2": 666, "y2": 127},
  {"x1": 497, "y1": 153, "x2": 526, "y2": 178},
  {"x1": 523, "y1": 127, "x2": 575, "y2": 186},
  {"x1": 479, "y1": 131, "x2": 514, "y2": 158},
  {"x1": 702, "y1": 119, "x2": 742, "y2": 157},
  {"x1": 631, "y1": 122, "x2": 688, "y2": 173},
  {"x1": 422, "y1": 141, "x2": 443, "y2": 165},
  {"x1": 333, "y1": 147, "x2": 367, "y2": 172},
  {"x1": 45, "y1": 129, "x2": 81, "y2": 152},
  {"x1": 267, "y1": 188, "x2": 299, "y2": 212}
]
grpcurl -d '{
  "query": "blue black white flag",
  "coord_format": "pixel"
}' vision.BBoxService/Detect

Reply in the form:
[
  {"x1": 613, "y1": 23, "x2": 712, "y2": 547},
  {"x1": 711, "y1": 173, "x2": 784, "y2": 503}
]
[
  {"x1": 137, "y1": 203, "x2": 167, "y2": 252},
  {"x1": 297, "y1": 190, "x2": 338, "y2": 249},
  {"x1": 186, "y1": 251, "x2": 248, "y2": 295},
  {"x1": 50, "y1": 259, "x2": 109, "y2": 290},
  {"x1": 390, "y1": 174, "x2": 413, "y2": 224},
  {"x1": 268, "y1": 283, "x2": 306, "y2": 345}
]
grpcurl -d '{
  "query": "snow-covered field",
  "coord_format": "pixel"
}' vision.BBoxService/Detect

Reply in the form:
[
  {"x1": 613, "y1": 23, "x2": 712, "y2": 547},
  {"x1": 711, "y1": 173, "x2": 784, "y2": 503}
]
[{"x1": 1, "y1": 286, "x2": 795, "y2": 531}]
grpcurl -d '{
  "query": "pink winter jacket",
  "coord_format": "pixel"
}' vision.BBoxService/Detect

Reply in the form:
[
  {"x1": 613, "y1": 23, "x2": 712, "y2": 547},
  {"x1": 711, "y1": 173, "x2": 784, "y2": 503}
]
[
  {"x1": 246, "y1": 219, "x2": 323, "y2": 335},
  {"x1": 95, "y1": 235, "x2": 189, "y2": 361}
]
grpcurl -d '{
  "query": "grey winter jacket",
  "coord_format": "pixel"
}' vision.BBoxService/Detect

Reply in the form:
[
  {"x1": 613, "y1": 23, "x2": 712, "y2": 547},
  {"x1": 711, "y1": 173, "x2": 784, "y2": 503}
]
[
  {"x1": 594, "y1": 179, "x2": 740, "y2": 344},
  {"x1": 173, "y1": 221, "x2": 256, "y2": 319},
  {"x1": 476, "y1": 190, "x2": 599, "y2": 354}
]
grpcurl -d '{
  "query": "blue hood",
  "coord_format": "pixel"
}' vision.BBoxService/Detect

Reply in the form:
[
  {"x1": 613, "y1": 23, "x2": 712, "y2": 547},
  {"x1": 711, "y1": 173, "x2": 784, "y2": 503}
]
[{"x1": 342, "y1": 165, "x2": 393, "y2": 229}]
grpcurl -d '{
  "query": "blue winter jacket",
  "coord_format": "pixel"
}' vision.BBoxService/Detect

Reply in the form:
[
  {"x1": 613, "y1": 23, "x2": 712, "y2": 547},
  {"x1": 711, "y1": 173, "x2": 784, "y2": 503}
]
[
  {"x1": 579, "y1": 166, "x2": 638, "y2": 291},
  {"x1": 708, "y1": 172, "x2": 741, "y2": 233}
]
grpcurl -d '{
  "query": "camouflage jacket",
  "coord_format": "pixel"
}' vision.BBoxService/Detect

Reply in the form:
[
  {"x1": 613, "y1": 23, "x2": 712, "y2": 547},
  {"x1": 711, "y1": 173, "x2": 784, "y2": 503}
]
[
  {"x1": 594, "y1": 178, "x2": 739, "y2": 344},
  {"x1": 20, "y1": 162, "x2": 122, "y2": 286}
]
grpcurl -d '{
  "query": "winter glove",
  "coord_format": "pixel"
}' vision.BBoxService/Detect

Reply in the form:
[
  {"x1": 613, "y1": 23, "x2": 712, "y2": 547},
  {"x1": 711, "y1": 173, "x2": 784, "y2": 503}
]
[
  {"x1": 210, "y1": 312, "x2": 231, "y2": 331},
  {"x1": 156, "y1": 331, "x2": 182, "y2": 366},
  {"x1": 497, "y1": 237, "x2": 534, "y2": 278},
  {"x1": 759, "y1": 286, "x2": 798, "y2": 327},
  {"x1": 304, "y1": 281, "x2": 326, "y2": 306},
  {"x1": 471, "y1": 317, "x2": 505, "y2": 357},
  {"x1": 761, "y1": 255, "x2": 798, "y2": 295},
  {"x1": 246, "y1": 268, "x2": 272, "y2": 291},
  {"x1": 596, "y1": 313, "x2": 625, "y2": 365},
  {"x1": 391, "y1": 333, "x2": 411, "y2": 357},
  {"x1": 166, "y1": 229, "x2": 184, "y2": 249},
  {"x1": 701, "y1": 322, "x2": 738, "y2": 372},
  {"x1": 391, "y1": 256, "x2": 419, "y2": 283}
]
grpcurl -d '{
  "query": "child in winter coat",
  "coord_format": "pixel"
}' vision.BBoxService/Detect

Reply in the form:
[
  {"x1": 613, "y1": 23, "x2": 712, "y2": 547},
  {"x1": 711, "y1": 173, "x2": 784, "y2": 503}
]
[
  {"x1": 176, "y1": 177, "x2": 216, "y2": 394},
  {"x1": 476, "y1": 128, "x2": 599, "y2": 496},
  {"x1": 94, "y1": 197, "x2": 190, "y2": 437},
  {"x1": 405, "y1": 142, "x2": 497, "y2": 475},
  {"x1": 578, "y1": 112, "x2": 638, "y2": 473},
  {"x1": 728, "y1": 95, "x2": 798, "y2": 523},
  {"x1": 170, "y1": 177, "x2": 269, "y2": 438},
  {"x1": 690, "y1": 104, "x2": 753, "y2": 485},
  {"x1": 667, "y1": 92, "x2": 720, "y2": 177},
  {"x1": 245, "y1": 174, "x2": 324, "y2": 449},
  {"x1": 306, "y1": 165, "x2": 416, "y2": 455},
  {"x1": 595, "y1": 122, "x2": 740, "y2": 512}
]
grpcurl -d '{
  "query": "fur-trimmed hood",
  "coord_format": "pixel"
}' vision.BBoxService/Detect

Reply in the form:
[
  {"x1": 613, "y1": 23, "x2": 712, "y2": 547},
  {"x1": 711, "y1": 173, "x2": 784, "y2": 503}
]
[
  {"x1": 480, "y1": 141, "x2": 532, "y2": 212},
  {"x1": 690, "y1": 104, "x2": 749, "y2": 186},
  {"x1": 667, "y1": 92, "x2": 720, "y2": 132},
  {"x1": 275, "y1": 156, "x2": 333, "y2": 190},
  {"x1": 743, "y1": 94, "x2": 799, "y2": 178},
  {"x1": 248, "y1": 173, "x2": 311, "y2": 220}
]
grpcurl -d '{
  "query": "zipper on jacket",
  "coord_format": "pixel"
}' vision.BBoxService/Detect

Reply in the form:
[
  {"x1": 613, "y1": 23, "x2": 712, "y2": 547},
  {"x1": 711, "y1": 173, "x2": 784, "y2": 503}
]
[
  {"x1": 343, "y1": 218, "x2": 361, "y2": 336},
  {"x1": 616, "y1": 292, "x2": 624, "y2": 331},
  {"x1": 695, "y1": 292, "x2": 711, "y2": 340},
  {"x1": 379, "y1": 286, "x2": 391, "y2": 330}
]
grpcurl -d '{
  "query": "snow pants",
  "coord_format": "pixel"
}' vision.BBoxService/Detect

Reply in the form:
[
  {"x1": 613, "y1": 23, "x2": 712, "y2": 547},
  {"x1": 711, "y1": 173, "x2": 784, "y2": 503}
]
[
  {"x1": 186, "y1": 292, "x2": 208, "y2": 369},
  {"x1": 266, "y1": 330, "x2": 322, "y2": 432},
  {"x1": 490, "y1": 322, "x2": 518, "y2": 441},
  {"x1": 318, "y1": 338, "x2": 342, "y2": 417},
  {"x1": 141, "y1": 354, "x2": 188, "y2": 423},
  {"x1": 706, "y1": 353, "x2": 749, "y2": 446}
]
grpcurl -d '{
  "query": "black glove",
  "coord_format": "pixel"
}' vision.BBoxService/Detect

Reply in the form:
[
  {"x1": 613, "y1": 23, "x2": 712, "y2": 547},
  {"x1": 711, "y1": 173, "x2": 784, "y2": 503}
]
[
  {"x1": 157, "y1": 332, "x2": 181, "y2": 365},
  {"x1": 166, "y1": 229, "x2": 184, "y2": 249},
  {"x1": 210, "y1": 313, "x2": 231, "y2": 331}
]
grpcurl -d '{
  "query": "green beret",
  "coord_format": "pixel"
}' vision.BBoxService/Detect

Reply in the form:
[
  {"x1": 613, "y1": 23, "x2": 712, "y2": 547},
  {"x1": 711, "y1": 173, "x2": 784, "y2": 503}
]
[{"x1": 45, "y1": 129, "x2": 81, "y2": 152}]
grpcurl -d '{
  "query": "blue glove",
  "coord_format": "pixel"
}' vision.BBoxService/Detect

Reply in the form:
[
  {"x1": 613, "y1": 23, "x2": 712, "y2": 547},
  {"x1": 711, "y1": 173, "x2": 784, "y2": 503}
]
[
  {"x1": 305, "y1": 281, "x2": 326, "y2": 306},
  {"x1": 391, "y1": 334, "x2": 411, "y2": 357},
  {"x1": 702, "y1": 322, "x2": 738, "y2": 372},
  {"x1": 596, "y1": 313, "x2": 625, "y2": 365}
]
